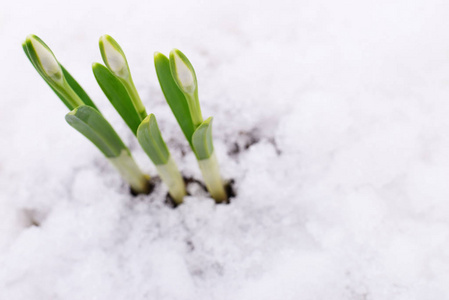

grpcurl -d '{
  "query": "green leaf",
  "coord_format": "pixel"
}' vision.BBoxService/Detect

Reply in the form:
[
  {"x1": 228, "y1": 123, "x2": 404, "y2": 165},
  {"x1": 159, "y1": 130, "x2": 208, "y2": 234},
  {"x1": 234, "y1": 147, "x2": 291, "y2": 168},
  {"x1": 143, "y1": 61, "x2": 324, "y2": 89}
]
[
  {"x1": 93, "y1": 63, "x2": 141, "y2": 135},
  {"x1": 192, "y1": 117, "x2": 214, "y2": 160},
  {"x1": 61, "y1": 65, "x2": 99, "y2": 111},
  {"x1": 65, "y1": 105, "x2": 127, "y2": 158},
  {"x1": 154, "y1": 52, "x2": 195, "y2": 147},
  {"x1": 137, "y1": 114, "x2": 170, "y2": 165}
]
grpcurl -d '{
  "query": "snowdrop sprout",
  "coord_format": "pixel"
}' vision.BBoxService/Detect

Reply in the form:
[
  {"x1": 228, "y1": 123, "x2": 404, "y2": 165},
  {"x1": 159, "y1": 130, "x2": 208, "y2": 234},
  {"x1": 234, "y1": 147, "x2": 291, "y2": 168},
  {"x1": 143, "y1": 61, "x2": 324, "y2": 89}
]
[{"x1": 155, "y1": 50, "x2": 227, "y2": 202}]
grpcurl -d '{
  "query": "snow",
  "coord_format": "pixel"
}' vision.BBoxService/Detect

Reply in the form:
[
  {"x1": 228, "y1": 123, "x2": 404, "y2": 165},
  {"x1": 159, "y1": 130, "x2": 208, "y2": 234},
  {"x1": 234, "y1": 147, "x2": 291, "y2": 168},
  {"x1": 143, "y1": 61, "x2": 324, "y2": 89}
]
[{"x1": 2, "y1": 0, "x2": 449, "y2": 299}]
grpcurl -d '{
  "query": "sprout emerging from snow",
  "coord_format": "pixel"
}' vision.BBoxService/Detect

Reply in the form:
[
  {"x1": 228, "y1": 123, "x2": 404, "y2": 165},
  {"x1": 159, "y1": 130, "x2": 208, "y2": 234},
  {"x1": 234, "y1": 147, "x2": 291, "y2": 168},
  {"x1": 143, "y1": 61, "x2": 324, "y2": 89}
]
[
  {"x1": 156, "y1": 50, "x2": 227, "y2": 203},
  {"x1": 23, "y1": 34, "x2": 228, "y2": 203}
]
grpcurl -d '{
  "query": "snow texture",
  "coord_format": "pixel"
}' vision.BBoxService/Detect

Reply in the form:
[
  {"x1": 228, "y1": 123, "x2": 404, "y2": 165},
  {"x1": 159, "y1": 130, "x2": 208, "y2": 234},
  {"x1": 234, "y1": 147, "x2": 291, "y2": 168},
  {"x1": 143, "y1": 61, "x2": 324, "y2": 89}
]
[{"x1": 2, "y1": 0, "x2": 449, "y2": 299}]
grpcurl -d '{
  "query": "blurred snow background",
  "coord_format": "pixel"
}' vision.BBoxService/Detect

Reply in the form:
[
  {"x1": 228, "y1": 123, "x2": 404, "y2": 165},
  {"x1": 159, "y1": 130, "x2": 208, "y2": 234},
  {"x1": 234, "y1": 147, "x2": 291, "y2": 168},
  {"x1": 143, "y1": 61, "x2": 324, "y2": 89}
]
[{"x1": 1, "y1": 0, "x2": 449, "y2": 299}]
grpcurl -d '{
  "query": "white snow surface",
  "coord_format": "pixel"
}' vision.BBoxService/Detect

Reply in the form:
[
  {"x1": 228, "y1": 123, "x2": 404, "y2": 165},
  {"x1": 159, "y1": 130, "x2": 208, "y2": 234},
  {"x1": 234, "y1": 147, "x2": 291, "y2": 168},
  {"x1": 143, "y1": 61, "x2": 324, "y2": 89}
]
[{"x1": 2, "y1": 0, "x2": 449, "y2": 299}]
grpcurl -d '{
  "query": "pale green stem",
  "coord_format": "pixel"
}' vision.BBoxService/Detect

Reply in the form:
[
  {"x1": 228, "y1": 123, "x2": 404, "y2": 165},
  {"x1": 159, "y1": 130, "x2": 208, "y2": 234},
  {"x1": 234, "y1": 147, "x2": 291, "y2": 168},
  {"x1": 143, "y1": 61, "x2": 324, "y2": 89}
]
[
  {"x1": 197, "y1": 151, "x2": 226, "y2": 203},
  {"x1": 109, "y1": 150, "x2": 150, "y2": 194},
  {"x1": 60, "y1": 80, "x2": 84, "y2": 108},
  {"x1": 156, "y1": 155, "x2": 186, "y2": 204},
  {"x1": 185, "y1": 91, "x2": 203, "y2": 128},
  {"x1": 121, "y1": 77, "x2": 147, "y2": 120}
]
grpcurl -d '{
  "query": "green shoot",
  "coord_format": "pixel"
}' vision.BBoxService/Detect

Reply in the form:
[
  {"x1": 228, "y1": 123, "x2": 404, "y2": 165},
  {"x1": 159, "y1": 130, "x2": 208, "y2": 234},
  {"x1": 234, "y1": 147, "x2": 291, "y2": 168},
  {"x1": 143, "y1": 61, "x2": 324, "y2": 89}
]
[
  {"x1": 155, "y1": 50, "x2": 227, "y2": 203},
  {"x1": 99, "y1": 35, "x2": 147, "y2": 120},
  {"x1": 137, "y1": 114, "x2": 186, "y2": 204},
  {"x1": 67, "y1": 105, "x2": 150, "y2": 194},
  {"x1": 23, "y1": 34, "x2": 151, "y2": 194}
]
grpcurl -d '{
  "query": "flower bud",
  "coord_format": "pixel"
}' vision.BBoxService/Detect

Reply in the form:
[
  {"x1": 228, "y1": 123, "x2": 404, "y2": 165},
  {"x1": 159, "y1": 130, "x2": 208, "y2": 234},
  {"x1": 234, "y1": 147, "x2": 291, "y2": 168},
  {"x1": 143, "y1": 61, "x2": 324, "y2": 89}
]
[
  {"x1": 26, "y1": 35, "x2": 63, "y2": 83},
  {"x1": 169, "y1": 49, "x2": 197, "y2": 94},
  {"x1": 99, "y1": 35, "x2": 129, "y2": 78}
]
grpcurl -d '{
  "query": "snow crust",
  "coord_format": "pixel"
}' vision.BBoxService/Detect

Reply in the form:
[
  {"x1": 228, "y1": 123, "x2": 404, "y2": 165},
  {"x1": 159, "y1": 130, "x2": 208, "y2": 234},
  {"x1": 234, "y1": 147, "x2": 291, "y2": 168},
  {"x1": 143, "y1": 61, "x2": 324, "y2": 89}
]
[{"x1": 2, "y1": 0, "x2": 449, "y2": 299}]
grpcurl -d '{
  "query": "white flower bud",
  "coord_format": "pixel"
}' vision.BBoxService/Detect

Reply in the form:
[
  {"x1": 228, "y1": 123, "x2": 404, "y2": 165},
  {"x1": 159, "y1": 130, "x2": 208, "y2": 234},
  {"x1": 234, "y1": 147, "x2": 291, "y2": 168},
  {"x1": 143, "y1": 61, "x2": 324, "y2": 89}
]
[
  {"x1": 170, "y1": 49, "x2": 196, "y2": 94},
  {"x1": 99, "y1": 35, "x2": 128, "y2": 78},
  {"x1": 28, "y1": 35, "x2": 63, "y2": 83}
]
